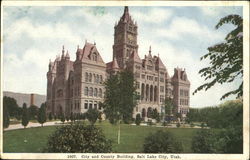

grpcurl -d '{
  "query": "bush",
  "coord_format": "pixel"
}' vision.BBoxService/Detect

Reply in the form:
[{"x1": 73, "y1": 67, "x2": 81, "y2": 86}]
[
  {"x1": 3, "y1": 106, "x2": 10, "y2": 128},
  {"x1": 48, "y1": 112, "x2": 53, "y2": 121},
  {"x1": 190, "y1": 123, "x2": 194, "y2": 128},
  {"x1": 98, "y1": 112, "x2": 102, "y2": 123},
  {"x1": 201, "y1": 122, "x2": 205, "y2": 128},
  {"x1": 216, "y1": 126, "x2": 243, "y2": 153},
  {"x1": 21, "y1": 105, "x2": 29, "y2": 128},
  {"x1": 37, "y1": 103, "x2": 47, "y2": 127},
  {"x1": 135, "y1": 114, "x2": 141, "y2": 126},
  {"x1": 86, "y1": 108, "x2": 99, "y2": 124},
  {"x1": 191, "y1": 129, "x2": 217, "y2": 153},
  {"x1": 44, "y1": 123, "x2": 112, "y2": 153},
  {"x1": 176, "y1": 122, "x2": 181, "y2": 128},
  {"x1": 143, "y1": 130, "x2": 183, "y2": 153},
  {"x1": 60, "y1": 114, "x2": 65, "y2": 123},
  {"x1": 147, "y1": 120, "x2": 153, "y2": 126},
  {"x1": 162, "y1": 121, "x2": 167, "y2": 127}
]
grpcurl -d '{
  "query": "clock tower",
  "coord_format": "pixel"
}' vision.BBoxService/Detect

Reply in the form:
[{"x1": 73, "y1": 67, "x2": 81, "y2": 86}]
[{"x1": 113, "y1": 6, "x2": 138, "y2": 69}]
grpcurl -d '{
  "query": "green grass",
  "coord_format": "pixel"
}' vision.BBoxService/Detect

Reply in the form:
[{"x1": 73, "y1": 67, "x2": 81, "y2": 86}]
[{"x1": 3, "y1": 121, "x2": 217, "y2": 153}]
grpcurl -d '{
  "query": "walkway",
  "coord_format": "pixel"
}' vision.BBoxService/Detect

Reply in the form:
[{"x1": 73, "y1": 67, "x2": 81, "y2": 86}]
[{"x1": 4, "y1": 121, "x2": 62, "y2": 131}]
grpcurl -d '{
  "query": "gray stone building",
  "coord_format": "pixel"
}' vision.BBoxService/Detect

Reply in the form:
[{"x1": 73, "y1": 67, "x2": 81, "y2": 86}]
[{"x1": 46, "y1": 7, "x2": 190, "y2": 119}]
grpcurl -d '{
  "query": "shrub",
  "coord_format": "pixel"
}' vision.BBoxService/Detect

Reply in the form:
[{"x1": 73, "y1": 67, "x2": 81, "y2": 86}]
[
  {"x1": 143, "y1": 130, "x2": 183, "y2": 153},
  {"x1": 190, "y1": 123, "x2": 194, "y2": 128},
  {"x1": 162, "y1": 121, "x2": 167, "y2": 127},
  {"x1": 201, "y1": 122, "x2": 205, "y2": 128},
  {"x1": 21, "y1": 105, "x2": 29, "y2": 128},
  {"x1": 135, "y1": 114, "x2": 141, "y2": 126},
  {"x1": 191, "y1": 129, "x2": 217, "y2": 153},
  {"x1": 60, "y1": 114, "x2": 65, "y2": 123},
  {"x1": 37, "y1": 103, "x2": 47, "y2": 127},
  {"x1": 86, "y1": 108, "x2": 99, "y2": 124},
  {"x1": 48, "y1": 112, "x2": 53, "y2": 121},
  {"x1": 70, "y1": 112, "x2": 74, "y2": 122},
  {"x1": 98, "y1": 112, "x2": 102, "y2": 123},
  {"x1": 3, "y1": 106, "x2": 10, "y2": 128},
  {"x1": 176, "y1": 122, "x2": 181, "y2": 128},
  {"x1": 66, "y1": 116, "x2": 69, "y2": 122},
  {"x1": 216, "y1": 126, "x2": 243, "y2": 153},
  {"x1": 147, "y1": 119, "x2": 153, "y2": 126},
  {"x1": 44, "y1": 123, "x2": 112, "y2": 153}
]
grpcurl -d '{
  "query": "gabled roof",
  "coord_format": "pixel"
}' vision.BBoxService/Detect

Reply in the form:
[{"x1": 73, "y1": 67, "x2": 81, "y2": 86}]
[
  {"x1": 130, "y1": 50, "x2": 142, "y2": 63},
  {"x1": 80, "y1": 42, "x2": 105, "y2": 63},
  {"x1": 106, "y1": 57, "x2": 120, "y2": 70},
  {"x1": 82, "y1": 42, "x2": 96, "y2": 58},
  {"x1": 171, "y1": 67, "x2": 190, "y2": 84},
  {"x1": 156, "y1": 57, "x2": 166, "y2": 69}
]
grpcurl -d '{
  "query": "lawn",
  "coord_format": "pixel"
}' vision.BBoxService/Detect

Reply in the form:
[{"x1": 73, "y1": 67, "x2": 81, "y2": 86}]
[{"x1": 3, "y1": 121, "x2": 214, "y2": 153}]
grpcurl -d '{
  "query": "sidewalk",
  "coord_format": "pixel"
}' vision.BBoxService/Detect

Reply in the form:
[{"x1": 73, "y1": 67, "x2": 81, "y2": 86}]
[{"x1": 4, "y1": 121, "x2": 62, "y2": 131}]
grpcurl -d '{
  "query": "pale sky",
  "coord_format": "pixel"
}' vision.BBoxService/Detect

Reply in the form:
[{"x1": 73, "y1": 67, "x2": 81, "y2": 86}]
[{"x1": 2, "y1": 6, "x2": 243, "y2": 108}]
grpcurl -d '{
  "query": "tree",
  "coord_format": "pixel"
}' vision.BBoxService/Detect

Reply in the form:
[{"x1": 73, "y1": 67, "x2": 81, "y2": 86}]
[
  {"x1": 165, "y1": 97, "x2": 174, "y2": 116},
  {"x1": 28, "y1": 105, "x2": 39, "y2": 120},
  {"x1": 143, "y1": 130, "x2": 183, "y2": 153},
  {"x1": 147, "y1": 108, "x2": 153, "y2": 118},
  {"x1": 48, "y1": 112, "x2": 53, "y2": 121},
  {"x1": 70, "y1": 112, "x2": 74, "y2": 122},
  {"x1": 60, "y1": 114, "x2": 65, "y2": 123},
  {"x1": 3, "y1": 96, "x2": 19, "y2": 117},
  {"x1": 135, "y1": 114, "x2": 141, "y2": 126},
  {"x1": 193, "y1": 15, "x2": 243, "y2": 100},
  {"x1": 3, "y1": 103, "x2": 10, "y2": 128},
  {"x1": 37, "y1": 103, "x2": 47, "y2": 126},
  {"x1": 44, "y1": 123, "x2": 112, "y2": 153},
  {"x1": 103, "y1": 69, "x2": 137, "y2": 144},
  {"x1": 21, "y1": 104, "x2": 29, "y2": 128},
  {"x1": 191, "y1": 129, "x2": 217, "y2": 153},
  {"x1": 85, "y1": 108, "x2": 99, "y2": 124}
]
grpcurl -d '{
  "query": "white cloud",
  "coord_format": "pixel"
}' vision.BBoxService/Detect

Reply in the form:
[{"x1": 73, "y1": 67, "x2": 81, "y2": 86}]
[
  {"x1": 5, "y1": 17, "x2": 82, "y2": 45},
  {"x1": 132, "y1": 8, "x2": 173, "y2": 24},
  {"x1": 156, "y1": 17, "x2": 225, "y2": 41},
  {"x1": 200, "y1": 7, "x2": 241, "y2": 17}
]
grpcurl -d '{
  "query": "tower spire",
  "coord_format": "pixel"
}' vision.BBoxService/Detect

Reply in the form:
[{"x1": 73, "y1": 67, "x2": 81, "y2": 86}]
[{"x1": 124, "y1": 6, "x2": 129, "y2": 13}]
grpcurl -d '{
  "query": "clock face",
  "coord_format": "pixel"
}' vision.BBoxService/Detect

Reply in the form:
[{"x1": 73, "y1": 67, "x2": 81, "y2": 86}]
[{"x1": 127, "y1": 33, "x2": 134, "y2": 41}]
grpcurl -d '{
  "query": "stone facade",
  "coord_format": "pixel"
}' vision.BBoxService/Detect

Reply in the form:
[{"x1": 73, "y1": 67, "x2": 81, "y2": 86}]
[{"x1": 46, "y1": 7, "x2": 190, "y2": 118}]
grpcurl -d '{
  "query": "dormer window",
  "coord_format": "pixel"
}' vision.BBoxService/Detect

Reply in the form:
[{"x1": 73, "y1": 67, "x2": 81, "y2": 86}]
[{"x1": 92, "y1": 52, "x2": 97, "y2": 61}]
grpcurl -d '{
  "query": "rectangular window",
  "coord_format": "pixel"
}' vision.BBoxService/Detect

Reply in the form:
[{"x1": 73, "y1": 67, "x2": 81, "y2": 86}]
[
  {"x1": 84, "y1": 102, "x2": 88, "y2": 109},
  {"x1": 136, "y1": 82, "x2": 140, "y2": 89},
  {"x1": 160, "y1": 95, "x2": 164, "y2": 102},
  {"x1": 142, "y1": 74, "x2": 145, "y2": 79},
  {"x1": 160, "y1": 86, "x2": 164, "y2": 92},
  {"x1": 160, "y1": 78, "x2": 164, "y2": 82}
]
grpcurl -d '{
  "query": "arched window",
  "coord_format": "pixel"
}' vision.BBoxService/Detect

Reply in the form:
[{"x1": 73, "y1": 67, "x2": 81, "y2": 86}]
[
  {"x1": 85, "y1": 72, "x2": 88, "y2": 82},
  {"x1": 93, "y1": 74, "x2": 96, "y2": 83},
  {"x1": 94, "y1": 88, "x2": 98, "y2": 97},
  {"x1": 89, "y1": 87, "x2": 93, "y2": 96},
  {"x1": 84, "y1": 87, "x2": 88, "y2": 96},
  {"x1": 97, "y1": 75, "x2": 99, "y2": 83},
  {"x1": 99, "y1": 88, "x2": 102, "y2": 98},
  {"x1": 89, "y1": 73, "x2": 92, "y2": 82},
  {"x1": 100, "y1": 75, "x2": 103, "y2": 83},
  {"x1": 57, "y1": 89, "x2": 63, "y2": 98}
]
